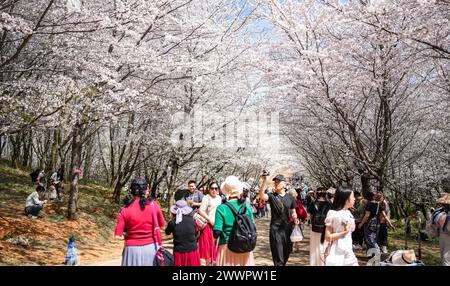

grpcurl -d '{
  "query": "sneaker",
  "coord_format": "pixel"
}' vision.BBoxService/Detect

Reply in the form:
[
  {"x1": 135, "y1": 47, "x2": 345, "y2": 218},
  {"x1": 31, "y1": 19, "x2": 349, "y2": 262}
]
[
  {"x1": 28, "y1": 214, "x2": 38, "y2": 219},
  {"x1": 381, "y1": 246, "x2": 388, "y2": 254}
]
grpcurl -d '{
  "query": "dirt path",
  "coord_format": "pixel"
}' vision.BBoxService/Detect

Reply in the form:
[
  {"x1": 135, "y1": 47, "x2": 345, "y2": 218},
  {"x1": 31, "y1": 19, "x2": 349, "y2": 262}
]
[
  {"x1": 87, "y1": 216, "x2": 374, "y2": 266},
  {"x1": 88, "y1": 217, "x2": 308, "y2": 266}
]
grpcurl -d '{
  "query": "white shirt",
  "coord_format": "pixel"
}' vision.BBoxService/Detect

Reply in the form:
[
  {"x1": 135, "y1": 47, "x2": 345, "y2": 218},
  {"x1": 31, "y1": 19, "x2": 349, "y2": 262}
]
[
  {"x1": 325, "y1": 209, "x2": 355, "y2": 253},
  {"x1": 199, "y1": 194, "x2": 222, "y2": 225}
]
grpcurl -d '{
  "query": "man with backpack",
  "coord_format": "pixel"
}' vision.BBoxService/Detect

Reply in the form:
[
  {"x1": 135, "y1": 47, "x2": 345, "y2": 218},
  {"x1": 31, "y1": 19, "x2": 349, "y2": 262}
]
[
  {"x1": 259, "y1": 172, "x2": 298, "y2": 266},
  {"x1": 426, "y1": 193, "x2": 450, "y2": 266},
  {"x1": 307, "y1": 186, "x2": 332, "y2": 266}
]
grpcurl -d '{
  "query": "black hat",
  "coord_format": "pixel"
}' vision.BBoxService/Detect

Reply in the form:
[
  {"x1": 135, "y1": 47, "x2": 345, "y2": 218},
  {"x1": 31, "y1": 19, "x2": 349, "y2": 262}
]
[
  {"x1": 272, "y1": 175, "x2": 285, "y2": 182},
  {"x1": 316, "y1": 186, "x2": 326, "y2": 192},
  {"x1": 130, "y1": 177, "x2": 148, "y2": 191}
]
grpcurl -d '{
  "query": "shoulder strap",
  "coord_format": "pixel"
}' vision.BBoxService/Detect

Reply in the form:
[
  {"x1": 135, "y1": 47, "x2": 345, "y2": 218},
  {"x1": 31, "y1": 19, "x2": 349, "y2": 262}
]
[
  {"x1": 150, "y1": 201, "x2": 161, "y2": 251},
  {"x1": 225, "y1": 201, "x2": 247, "y2": 216},
  {"x1": 443, "y1": 213, "x2": 450, "y2": 232},
  {"x1": 224, "y1": 202, "x2": 238, "y2": 217}
]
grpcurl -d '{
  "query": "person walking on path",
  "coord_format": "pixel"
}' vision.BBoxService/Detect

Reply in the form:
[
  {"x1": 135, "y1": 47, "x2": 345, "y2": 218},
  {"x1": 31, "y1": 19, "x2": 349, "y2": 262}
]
[
  {"x1": 322, "y1": 187, "x2": 358, "y2": 266},
  {"x1": 213, "y1": 176, "x2": 256, "y2": 266},
  {"x1": 197, "y1": 181, "x2": 222, "y2": 265},
  {"x1": 350, "y1": 191, "x2": 365, "y2": 250},
  {"x1": 288, "y1": 189, "x2": 307, "y2": 253},
  {"x1": 307, "y1": 186, "x2": 332, "y2": 266},
  {"x1": 183, "y1": 180, "x2": 204, "y2": 210},
  {"x1": 358, "y1": 191, "x2": 394, "y2": 257},
  {"x1": 259, "y1": 173, "x2": 298, "y2": 266},
  {"x1": 114, "y1": 178, "x2": 166, "y2": 266},
  {"x1": 165, "y1": 200, "x2": 201, "y2": 266},
  {"x1": 376, "y1": 190, "x2": 391, "y2": 254},
  {"x1": 24, "y1": 185, "x2": 47, "y2": 219}
]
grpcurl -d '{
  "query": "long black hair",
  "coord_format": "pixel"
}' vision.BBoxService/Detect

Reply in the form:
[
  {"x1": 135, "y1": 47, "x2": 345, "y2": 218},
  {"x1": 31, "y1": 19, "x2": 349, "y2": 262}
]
[
  {"x1": 124, "y1": 178, "x2": 149, "y2": 210},
  {"x1": 331, "y1": 187, "x2": 353, "y2": 211}
]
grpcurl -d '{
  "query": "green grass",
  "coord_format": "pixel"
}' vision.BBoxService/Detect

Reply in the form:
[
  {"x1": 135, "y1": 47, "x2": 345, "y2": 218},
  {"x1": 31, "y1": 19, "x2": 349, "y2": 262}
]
[
  {"x1": 0, "y1": 159, "x2": 119, "y2": 240},
  {"x1": 388, "y1": 219, "x2": 442, "y2": 266}
]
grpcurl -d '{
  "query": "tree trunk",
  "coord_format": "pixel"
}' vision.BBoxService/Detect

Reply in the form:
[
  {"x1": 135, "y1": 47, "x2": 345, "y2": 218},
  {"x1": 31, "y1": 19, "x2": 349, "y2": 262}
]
[
  {"x1": 361, "y1": 173, "x2": 371, "y2": 196},
  {"x1": 83, "y1": 137, "x2": 95, "y2": 180},
  {"x1": 113, "y1": 174, "x2": 125, "y2": 204},
  {"x1": 67, "y1": 124, "x2": 83, "y2": 220},
  {"x1": 10, "y1": 133, "x2": 21, "y2": 168},
  {"x1": 47, "y1": 129, "x2": 59, "y2": 172},
  {"x1": 165, "y1": 158, "x2": 179, "y2": 210}
]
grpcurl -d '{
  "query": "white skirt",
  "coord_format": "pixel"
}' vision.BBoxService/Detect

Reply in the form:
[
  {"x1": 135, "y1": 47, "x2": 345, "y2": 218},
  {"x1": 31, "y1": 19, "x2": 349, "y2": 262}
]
[{"x1": 310, "y1": 231, "x2": 325, "y2": 266}]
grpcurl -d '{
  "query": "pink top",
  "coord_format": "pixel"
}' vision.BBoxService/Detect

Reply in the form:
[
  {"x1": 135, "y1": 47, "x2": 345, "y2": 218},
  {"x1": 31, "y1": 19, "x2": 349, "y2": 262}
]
[{"x1": 114, "y1": 200, "x2": 166, "y2": 246}]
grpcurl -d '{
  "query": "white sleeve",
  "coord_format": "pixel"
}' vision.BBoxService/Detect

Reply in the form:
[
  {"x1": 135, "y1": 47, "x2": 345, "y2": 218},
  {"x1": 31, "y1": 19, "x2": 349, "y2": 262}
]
[
  {"x1": 324, "y1": 210, "x2": 336, "y2": 227},
  {"x1": 199, "y1": 195, "x2": 208, "y2": 212}
]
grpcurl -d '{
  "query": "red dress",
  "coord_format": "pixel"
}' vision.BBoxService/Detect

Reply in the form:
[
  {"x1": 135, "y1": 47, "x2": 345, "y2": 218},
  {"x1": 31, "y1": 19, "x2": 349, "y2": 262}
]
[
  {"x1": 198, "y1": 223, "x2": 218, "y2": 265},
  {"x1": 174, "y1": 249, "x2": 201, "y2": 266}
]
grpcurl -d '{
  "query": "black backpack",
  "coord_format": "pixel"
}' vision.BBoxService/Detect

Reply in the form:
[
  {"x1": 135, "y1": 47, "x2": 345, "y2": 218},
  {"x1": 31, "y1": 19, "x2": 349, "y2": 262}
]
[
  {"x1": 311, "y1": 201, "x2": 331, "y2": 233},
  {"x1": 224, "y1": 202, "x2": 257, "y2": 253},
  {"x1": 30, "y1": 169, "x2": 40, "y2": 183}
]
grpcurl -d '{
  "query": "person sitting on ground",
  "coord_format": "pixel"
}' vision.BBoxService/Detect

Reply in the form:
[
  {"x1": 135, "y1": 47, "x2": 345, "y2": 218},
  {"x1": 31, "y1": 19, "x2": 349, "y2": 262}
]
[
  {"x1": 165, "y1": 200, "x2": 201, "y2": 266},
  {"x1": 25, "y1": 185, "x2": 47, "y2": 219}
]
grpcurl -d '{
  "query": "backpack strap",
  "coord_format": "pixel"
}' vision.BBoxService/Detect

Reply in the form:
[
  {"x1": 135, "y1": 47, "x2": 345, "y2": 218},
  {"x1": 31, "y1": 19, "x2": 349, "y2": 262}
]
[
  {"x1": 224, "y1": 202, "x2": 246, "y2": 216},
  {"x1": 443, "y1": 212, "x2": 450, "y2": 232}
]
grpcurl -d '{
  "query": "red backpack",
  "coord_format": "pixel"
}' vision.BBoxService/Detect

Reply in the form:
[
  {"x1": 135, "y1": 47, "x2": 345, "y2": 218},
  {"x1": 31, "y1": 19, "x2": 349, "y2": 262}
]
[{"x1": 296, "y1": 199, "x2": 307, "y2": 221}]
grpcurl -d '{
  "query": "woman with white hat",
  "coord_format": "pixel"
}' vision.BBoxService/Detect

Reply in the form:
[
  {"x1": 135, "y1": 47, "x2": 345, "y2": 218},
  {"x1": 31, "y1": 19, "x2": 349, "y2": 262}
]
[
  {"x1": 213, "y1": 176, "x2": 256, "y2": 266},
  {"x1": 165, "y1": 200, "x2": 201, "y2": 266}
]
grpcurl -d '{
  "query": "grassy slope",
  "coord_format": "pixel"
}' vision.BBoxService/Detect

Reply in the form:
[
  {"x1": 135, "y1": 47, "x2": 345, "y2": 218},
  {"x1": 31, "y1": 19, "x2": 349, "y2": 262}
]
[
  {"x1": 388, "y1": 219, "x2": 442, "y2": 266},
  {"x1": 0, "y1": 160, "x2": 123, "y2": 265}
]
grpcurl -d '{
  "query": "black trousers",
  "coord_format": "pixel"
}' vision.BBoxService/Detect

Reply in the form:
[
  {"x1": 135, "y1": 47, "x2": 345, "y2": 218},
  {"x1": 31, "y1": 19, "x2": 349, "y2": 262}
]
[
  {"x1": 377, "y1": 223, "x2": 388, "y2": 247},
  {"x1": 269, "y1": 224, "x2": 293, "y2": 266},
  {"x1": 352, "y1": 226, "x2": 364, "y2": 246}
]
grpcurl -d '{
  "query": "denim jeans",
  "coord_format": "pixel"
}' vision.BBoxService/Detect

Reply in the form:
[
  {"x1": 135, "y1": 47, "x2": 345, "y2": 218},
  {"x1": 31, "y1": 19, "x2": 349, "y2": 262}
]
[{"x1": 25, "y1": 204, "x2": 43, "y2": 216}]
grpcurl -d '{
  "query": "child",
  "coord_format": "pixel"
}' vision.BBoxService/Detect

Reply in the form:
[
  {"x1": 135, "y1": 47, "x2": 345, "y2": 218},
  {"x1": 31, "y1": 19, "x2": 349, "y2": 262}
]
[{"x1": 65, "y1": 235, "x2": 79, "y2": 266}]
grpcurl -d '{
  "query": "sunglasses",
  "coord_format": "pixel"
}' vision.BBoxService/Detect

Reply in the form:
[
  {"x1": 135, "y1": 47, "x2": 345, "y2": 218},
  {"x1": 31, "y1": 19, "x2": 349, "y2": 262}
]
[{"x1": 210, "y1": 187, "x2": 219, "y2": 190}]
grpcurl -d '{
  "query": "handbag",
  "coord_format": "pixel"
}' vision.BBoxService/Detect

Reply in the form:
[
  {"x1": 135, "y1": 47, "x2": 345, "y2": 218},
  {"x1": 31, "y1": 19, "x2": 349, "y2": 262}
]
[
  {"x1": 193, "y1": 211, "x2": 208, "y2": 230},
  {"x1": 367, "y1": 203, "x2": 380, "y2": 232},
  {"x1": 150, "y1": 201, "x2": 174, "y2": 266},
  {"x1": 153, "y1": 246, "x2": 174, "y2": 266},
  {"x1": 290, "y1": 225, "x2": 304, "y2": 242}
]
